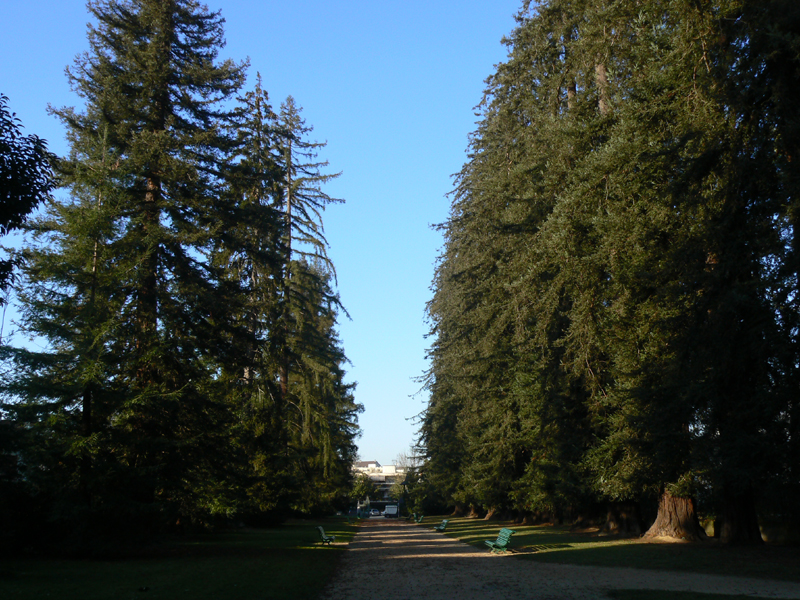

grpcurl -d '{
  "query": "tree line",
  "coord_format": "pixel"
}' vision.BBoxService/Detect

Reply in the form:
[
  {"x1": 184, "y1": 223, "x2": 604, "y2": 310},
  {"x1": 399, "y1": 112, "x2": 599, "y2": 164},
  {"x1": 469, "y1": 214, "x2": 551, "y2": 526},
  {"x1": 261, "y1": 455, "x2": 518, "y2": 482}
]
[
  {"x1": 0, "y1": 0, "x2": 361, "y2": 553},
  {"x1": 419, "y1": 0, "x2": 800, "y2": 543}
]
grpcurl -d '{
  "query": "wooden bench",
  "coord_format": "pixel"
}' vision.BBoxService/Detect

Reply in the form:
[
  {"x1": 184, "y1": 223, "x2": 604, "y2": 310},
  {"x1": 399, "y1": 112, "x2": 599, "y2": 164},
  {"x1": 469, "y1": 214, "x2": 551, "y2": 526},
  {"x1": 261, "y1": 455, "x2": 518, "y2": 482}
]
[
  {"x1": 432, "y1": 519, "x2": 449, "y2": 532},
  {"x1": 317, "y1": 526, "x2": 335, "y2": 545},
  {"x1": 415, "y1": 514, "x2": 424, "y2": 524},
  {"x1": 485, "y1": 528, "x2": 516, "y2": 553}
]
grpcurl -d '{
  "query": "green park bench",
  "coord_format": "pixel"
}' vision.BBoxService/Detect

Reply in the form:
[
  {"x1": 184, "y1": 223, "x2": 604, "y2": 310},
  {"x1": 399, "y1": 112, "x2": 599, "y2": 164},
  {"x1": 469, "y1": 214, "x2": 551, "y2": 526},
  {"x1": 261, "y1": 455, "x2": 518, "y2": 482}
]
[
  {"x1": 415, "y1": 514, "x2": 424, "y2": 524},
  {"x1": 316, "y1": 526, "x2": 335, "y2": 545},
  {"x1": 485, "y1": 528, "x2": 516, "y2": 553},
  {"x1": 432, "y1": 519, "x2": 449, "y2": 532}
]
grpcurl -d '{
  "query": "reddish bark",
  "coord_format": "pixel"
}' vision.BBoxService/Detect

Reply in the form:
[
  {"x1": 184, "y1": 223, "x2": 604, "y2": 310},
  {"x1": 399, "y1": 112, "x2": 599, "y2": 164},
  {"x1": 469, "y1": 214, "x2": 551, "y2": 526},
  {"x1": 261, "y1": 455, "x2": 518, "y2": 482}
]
[
  {"x1": 484, "y1": 508, "x2": 501, "y2": 521},
  {"x1": 595, "y1": 63, "x2": 610, "y2": 115},
  {"x1": 644, "y1": 491, "x2": 707, "y2": 541},
  {"x1": 136, "y1": 177, "x2": 160, "y2": 381},
  {"x1": 720, "y1": 489, "x2": 763, "y2": 544},
  {"x1": 602, "y1": 502, "x2": 642, "y2": 536}
]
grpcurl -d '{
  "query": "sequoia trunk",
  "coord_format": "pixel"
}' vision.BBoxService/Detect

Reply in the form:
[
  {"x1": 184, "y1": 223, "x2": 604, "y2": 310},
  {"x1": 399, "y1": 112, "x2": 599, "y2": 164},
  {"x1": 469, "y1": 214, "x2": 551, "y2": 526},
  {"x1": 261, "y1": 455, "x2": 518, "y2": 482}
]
[
  {"x1": 720, "y1": 488, "x2": 762, "y2": 544},
  {"x1": 644, "y1": 490, "x2": 706, "y2": 541}
]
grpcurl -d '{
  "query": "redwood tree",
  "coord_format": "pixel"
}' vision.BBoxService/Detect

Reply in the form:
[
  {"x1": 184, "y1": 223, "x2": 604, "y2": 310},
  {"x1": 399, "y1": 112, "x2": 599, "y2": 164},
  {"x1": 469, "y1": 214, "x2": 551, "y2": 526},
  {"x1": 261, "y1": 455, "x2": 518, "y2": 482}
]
[{"x1": 4, "y1": 0, "x2": 249, "y2": 532}]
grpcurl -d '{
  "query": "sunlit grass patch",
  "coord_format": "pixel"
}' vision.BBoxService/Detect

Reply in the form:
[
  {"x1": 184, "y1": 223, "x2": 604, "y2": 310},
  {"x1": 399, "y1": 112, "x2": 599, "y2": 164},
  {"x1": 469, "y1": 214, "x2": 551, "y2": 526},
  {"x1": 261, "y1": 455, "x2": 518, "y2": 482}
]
[{"x1": 431, "y1": 516, "x2": 800, "y2": 582}]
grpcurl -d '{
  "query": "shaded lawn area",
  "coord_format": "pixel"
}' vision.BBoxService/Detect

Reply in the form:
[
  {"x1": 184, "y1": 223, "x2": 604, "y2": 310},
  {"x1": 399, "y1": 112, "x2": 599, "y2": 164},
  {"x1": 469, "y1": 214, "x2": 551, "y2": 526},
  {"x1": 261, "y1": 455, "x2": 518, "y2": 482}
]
[
  {"x1": 0, "y1": 518, "x2": 357, "y2": 600},
  {"x1": 608, "y1": 592, "x2": 757, "y2": 600},
  {"x1": 434, "y1": 517, "x2": 800, "y2": 582}
]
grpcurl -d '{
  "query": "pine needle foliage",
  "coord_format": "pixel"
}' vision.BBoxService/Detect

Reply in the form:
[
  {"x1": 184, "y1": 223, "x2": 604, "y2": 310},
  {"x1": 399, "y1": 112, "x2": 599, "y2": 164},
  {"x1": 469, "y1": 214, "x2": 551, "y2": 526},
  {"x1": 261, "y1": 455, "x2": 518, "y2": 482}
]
[
  {"x1": 422, "y1": 0, "x2": 800, "y2": 542},
  {"x1": 0, "y1": 0, "x2": 360, "y2": 550}
]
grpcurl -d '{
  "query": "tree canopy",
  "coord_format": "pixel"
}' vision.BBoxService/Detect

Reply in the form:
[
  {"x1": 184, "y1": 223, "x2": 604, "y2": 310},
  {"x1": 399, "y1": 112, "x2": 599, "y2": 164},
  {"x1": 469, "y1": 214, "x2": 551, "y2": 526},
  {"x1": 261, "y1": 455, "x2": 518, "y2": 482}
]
[
  {"x1": 0, "y1": 0, "x2": 359, "y2": 553},
  {"x1": 0, "y1": 94, "x2": 54, "y2": 298},
  {"x1": 420, "y1": 0, "x2": 800, "y2": 543}
]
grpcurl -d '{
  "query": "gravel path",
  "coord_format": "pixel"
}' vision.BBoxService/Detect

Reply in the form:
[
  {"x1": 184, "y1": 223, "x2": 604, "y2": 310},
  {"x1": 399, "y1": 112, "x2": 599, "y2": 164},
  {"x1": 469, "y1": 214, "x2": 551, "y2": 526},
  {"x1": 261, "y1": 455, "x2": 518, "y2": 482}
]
[{"x1": 320, "y1": 519, "x2": 800, "y2": 600}]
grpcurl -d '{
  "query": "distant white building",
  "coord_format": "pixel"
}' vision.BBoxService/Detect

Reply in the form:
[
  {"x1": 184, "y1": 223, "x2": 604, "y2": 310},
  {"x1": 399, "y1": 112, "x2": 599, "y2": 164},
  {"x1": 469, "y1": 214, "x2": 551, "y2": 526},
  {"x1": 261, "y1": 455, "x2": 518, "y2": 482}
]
[
  {"x1": 353, "y1": 460, "x2": 381, "y2": 472},
  {"x1": 353, "y1": 460, "x2": 407, "y2": 500}
]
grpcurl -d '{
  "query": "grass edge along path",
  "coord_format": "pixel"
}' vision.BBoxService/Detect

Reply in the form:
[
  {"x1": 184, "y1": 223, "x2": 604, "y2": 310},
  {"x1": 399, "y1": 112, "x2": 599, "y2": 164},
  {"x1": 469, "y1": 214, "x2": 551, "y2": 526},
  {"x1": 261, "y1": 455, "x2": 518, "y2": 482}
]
[
  {"x1": 0, "y1": 517, "x2": 358, "y2": 600},
  {"x1": 608, "y1": 591, "x2": 762, "y2": 600},
  {"x1": 432, "y1": 516, "x2": 800, "y2": 583}
]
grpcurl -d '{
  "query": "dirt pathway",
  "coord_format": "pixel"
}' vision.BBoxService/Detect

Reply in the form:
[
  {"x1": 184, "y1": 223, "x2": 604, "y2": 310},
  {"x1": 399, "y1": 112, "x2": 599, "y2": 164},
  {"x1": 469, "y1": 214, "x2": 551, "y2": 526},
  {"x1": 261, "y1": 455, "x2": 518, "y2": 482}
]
[{"x1": 320, "y1": 520, "x2": 800, "y2": 600}]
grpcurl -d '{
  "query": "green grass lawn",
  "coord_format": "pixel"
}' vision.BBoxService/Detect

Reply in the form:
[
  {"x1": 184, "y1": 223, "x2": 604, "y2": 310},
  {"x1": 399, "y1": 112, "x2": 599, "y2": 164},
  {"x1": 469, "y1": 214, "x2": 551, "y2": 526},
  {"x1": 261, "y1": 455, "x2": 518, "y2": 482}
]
[
  {"x1": 608, "y1": 592, "x2": 756, "y2": 600},
  {"x1": 0, "y1": 518, "x2": 357, "y2": 600},
  {"x1": 435, "y1": 517, "x2": 800, "y2": 582}
]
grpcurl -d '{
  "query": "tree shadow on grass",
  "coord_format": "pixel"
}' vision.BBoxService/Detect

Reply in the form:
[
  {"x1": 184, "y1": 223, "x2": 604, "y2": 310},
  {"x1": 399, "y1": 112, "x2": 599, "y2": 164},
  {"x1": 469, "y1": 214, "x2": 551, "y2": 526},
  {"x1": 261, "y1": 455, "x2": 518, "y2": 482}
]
[
  {"x1": 0, "y1": 519, "x2": 356, "y2": 600},
  {"x1": 608, "y1": 591, "x2": 757, "y2": 600}
]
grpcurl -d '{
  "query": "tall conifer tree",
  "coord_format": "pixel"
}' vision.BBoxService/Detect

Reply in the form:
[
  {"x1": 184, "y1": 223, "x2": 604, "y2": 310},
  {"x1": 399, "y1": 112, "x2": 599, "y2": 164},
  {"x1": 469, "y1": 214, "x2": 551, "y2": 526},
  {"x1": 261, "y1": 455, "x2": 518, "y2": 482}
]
[
  {"x1": 3, "y1": 0, "x2": 248, "y2": 532},
  {"x1": 423, "y1": 0, "x2": 797, "y2": 542},
  {"x1": 273, "y1": 96, "x2": 342, "y2": 406},
  {"x1": 214, "y1": 84, "x2": 360, "y2": 518}
]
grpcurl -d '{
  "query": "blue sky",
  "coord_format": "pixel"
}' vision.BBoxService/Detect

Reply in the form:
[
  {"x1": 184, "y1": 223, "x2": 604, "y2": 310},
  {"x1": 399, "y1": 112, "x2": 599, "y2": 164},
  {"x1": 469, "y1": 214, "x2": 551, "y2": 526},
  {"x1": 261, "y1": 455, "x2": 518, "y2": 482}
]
[{"x1": 1, "y1": 0, "x2": 522, "y2": 466}]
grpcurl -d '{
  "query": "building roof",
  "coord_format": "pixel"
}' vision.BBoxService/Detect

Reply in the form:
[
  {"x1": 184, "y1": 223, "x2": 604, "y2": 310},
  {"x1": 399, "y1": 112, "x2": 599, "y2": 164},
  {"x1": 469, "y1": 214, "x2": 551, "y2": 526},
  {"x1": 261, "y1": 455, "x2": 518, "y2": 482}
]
[{"x1": 354, "y1": 460, "x2": 380, "y2": 468}]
